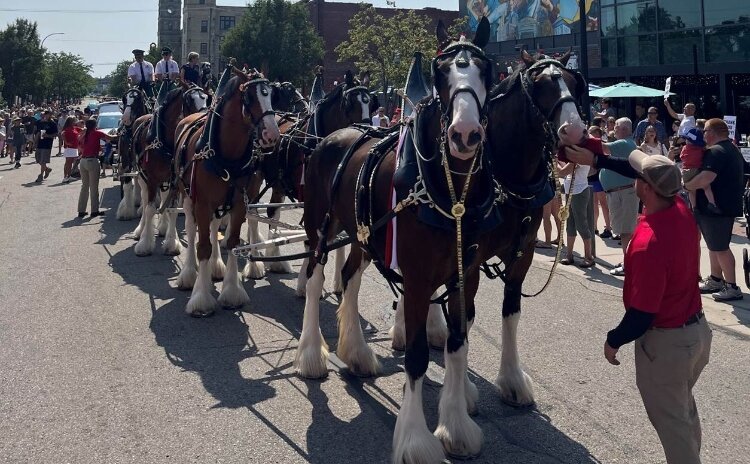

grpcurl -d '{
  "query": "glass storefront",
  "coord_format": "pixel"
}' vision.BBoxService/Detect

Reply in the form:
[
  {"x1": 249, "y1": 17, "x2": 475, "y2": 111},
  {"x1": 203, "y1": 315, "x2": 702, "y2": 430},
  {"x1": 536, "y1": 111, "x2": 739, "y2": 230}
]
[{"x1": 598, "y1": 0, "x2": 750, "y2": 65}]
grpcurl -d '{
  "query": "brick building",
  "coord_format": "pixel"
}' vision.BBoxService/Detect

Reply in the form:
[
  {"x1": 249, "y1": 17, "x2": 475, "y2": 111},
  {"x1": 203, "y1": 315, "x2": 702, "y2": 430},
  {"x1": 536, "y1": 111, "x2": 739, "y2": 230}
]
[{"x1": 157, "y1": 0, "x2": 458, "y2": 91}]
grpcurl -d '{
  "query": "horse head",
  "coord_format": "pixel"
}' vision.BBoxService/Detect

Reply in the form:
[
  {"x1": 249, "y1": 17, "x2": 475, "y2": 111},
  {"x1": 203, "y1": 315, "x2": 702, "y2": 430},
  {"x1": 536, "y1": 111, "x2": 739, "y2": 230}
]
[
  {"x1": 433, "y1": 17, "x2": 492, "y2": 160},
  {"x1": 121, "y1": 87, "x2": 146, "y2": 126},
  {"x1": 236, "y1": 69, "x2": 281, "y2": 148},
  {"x1": 271, "y1": 81, "x2": 308, "y2": 114},
  {"x1": 520, "y1": 49, "x2": 587, "y2": 145},
  {"x1": 339, "y1": 70, "x2": 373, "y2": 125},
  {"x1": 181, "y1": 83, "x2": 209, "y2": 114}
]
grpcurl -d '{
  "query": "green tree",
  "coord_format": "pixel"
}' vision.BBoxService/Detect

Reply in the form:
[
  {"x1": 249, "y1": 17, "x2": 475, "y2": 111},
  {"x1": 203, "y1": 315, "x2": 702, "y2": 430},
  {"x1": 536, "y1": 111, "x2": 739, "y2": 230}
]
[
  {"x1": 336, "y1": 6, "x2": 466, "y2": 91},
  {"x1": 44, "y1": 52, "x2": 95, "y2": 102},
  {"x1": 106, "y1": 60, "x2": 132, "y2": 98},
  {"x1": 0, "y1": 19, "x2": 46, "y2": 103},
  {"x1": 221, "y1": 0, "x2": 324, "y2": 85}
]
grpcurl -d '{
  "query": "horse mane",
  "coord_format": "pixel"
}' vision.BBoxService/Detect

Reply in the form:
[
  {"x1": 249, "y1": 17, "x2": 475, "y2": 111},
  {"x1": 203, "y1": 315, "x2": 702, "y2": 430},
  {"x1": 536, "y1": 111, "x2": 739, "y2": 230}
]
[
  {"x1": 490, "y1": 65, "x2": 524, "y2": 99},
  {"x1": 162, "y1": 87, "x2": 184, "y2": 108}
]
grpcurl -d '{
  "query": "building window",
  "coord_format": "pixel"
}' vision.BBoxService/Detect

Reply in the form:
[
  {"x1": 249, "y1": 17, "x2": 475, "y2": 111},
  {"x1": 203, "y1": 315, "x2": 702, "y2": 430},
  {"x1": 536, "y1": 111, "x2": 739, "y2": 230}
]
[
  {"x1": 657, "y1": 0, "x2": 702, "y2": 30},
  {"x1": 617, "y1": 34, "x2": 657, "y2": 66},
  {"x1": 704, "y1": 0, "x2": 750, "y2": 27},
  {"x1": 601, "y1": 38, "x2": 617, "y2": 67},
  {"x1": 616, "y1": 1, "x2": 656, "y2": 36},
  {"x1": 660, "y1": 29, "x2": 703, "y2": 64},
  {"x1": 220, "y1": 16, "x2": 235, "y2": 31},
  {"x1": 198, "y1": 0, "x2": 205, "y2": 4},
  {"x1": 600, "y1": 6, "x2": 616, "y2": 37},
  {"x1": 201, "y1": 20, "x2": 208, "y2": 33},
  {"x1": 705, "y1": 26, "x2": 750, "y2": 62},
  {"x1": 200, "y1": 42, "x2": 208, "y2": 55}
]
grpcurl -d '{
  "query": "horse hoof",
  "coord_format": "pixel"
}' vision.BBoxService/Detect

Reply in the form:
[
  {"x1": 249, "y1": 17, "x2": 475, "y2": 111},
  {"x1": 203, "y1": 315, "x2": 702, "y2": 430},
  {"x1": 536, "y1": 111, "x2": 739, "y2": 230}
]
[
  {"x1": 162, "y1": 242, "x2": 182, "y2": 256},
  {"x1": 243, "y1": 261, "x2": 265, "y2": 280},
  {"x1": 294, "y1": 336, "x2": 329, "y2": 379},
  {"x1": 434, "y1": 416, "x2": 483, "y2": 460},
  {"x1": 189, "y1": 308, "x2": 215, "y2": 318},
  {"x1": 218, "y1": 285, "x2": 250, "y2": 309},
  {"x1": 494, "y1": 370, "x2": 535, "y2": 407},
  {"x1": 389, "y1": 324, "x2": 406, "y2": 351},
  {"x1": 176, "y1": 269, "x2": 198, "y2": 290},
  {"x1": 267, "y1": 260, "x2": 293, "y2": 274},
  {"x1": 337, "y1": 342, "x2": 380, "y2": 378},
  {"x1": 134, "y1": 247, "x2": 153, "y2": 257},
  {"x1": 393, "y1": 426, "x2": 446, "y2": 464}
]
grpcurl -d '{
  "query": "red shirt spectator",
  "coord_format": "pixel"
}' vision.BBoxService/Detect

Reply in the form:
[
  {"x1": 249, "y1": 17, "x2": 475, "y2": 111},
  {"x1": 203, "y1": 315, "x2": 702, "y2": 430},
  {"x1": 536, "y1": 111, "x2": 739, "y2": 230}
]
[
  {"x1": 79, "y1": 129, "x2": 108, "y2": 158},
  {"x1": 62, "y1": 127, "x2": 81, "y2": 149},
  {"x1": 623, "y1": 196, "x2": 702, "y2": 327}
]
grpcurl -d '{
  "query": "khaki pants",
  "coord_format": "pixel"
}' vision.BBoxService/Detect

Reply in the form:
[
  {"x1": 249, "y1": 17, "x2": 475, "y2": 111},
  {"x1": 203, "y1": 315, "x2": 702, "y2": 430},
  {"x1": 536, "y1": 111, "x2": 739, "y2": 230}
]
[
  {"x1": 635, "y1": 317, "x2": 712, "y2": 464},
  {"x1": 78, "y1": 158, "x2": 101, "y2": 213}
]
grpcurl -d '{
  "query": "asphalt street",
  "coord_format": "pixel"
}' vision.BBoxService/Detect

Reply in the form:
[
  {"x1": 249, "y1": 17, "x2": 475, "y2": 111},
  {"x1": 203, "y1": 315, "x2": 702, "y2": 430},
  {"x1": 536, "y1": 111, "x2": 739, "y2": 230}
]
[{"x1": 0, "y1": 150, "x2": 748, "y2": 464}]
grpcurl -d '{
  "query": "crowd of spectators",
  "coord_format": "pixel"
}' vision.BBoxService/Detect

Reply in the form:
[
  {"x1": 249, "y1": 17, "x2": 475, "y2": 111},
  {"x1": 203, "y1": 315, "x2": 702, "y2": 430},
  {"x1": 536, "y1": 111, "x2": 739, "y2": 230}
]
[{"x1": 540, "y1": 96, "x2": 748, "y2": 302}]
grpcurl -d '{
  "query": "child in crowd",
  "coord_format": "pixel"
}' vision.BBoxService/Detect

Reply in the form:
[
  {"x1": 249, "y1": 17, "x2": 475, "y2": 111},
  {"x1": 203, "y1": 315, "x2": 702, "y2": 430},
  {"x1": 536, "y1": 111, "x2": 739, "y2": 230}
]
[{"x1": 681, "y1": 127, "x2": 719, "y2": 213}]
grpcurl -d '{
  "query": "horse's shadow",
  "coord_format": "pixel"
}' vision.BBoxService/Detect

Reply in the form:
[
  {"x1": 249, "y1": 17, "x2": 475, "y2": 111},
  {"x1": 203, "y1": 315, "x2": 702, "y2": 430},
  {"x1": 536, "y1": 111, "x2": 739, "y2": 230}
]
[{"x1": 106, "y1": 215, "x2": 598, "y2": 462}]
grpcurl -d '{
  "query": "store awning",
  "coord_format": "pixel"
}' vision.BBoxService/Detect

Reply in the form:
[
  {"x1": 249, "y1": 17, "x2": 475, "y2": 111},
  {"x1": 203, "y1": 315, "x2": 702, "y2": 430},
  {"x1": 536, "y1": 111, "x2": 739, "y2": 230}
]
[{"x1": 589, "y1": 82, "x2": 674, "y2": 98}]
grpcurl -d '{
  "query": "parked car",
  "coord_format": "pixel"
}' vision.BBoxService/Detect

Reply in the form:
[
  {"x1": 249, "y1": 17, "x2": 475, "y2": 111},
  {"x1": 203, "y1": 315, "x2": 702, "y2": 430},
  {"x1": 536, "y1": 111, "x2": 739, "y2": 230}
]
[
  {"x1": 96, "y1": 111, "x2": 122, "y2": 163},
  {"x1": 96, "y1": 101, "x2": 121, "y2": 115}
]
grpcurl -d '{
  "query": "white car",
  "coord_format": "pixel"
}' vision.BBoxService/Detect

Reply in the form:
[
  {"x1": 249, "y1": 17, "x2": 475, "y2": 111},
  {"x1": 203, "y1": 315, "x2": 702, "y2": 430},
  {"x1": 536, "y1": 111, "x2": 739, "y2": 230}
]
[
  {"x1": 96, "y1": 111, "x2": 122, "y2": 160},
  {"x1": 97, "y1": 101, "x2": 121, "y2": 115}
]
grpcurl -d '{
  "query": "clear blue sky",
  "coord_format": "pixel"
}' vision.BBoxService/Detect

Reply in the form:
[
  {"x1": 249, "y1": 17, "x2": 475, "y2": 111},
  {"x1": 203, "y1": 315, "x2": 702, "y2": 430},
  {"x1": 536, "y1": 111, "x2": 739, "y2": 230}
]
[{"x1": 0, "y1": 0, "x2": 458, "y2": 78}]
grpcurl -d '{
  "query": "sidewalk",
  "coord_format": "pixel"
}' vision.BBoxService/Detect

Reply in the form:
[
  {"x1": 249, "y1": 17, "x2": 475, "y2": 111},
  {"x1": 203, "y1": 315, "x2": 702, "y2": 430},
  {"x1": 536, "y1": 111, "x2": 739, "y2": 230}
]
[{"x1": 536, "y1": 208, "x2": 750, "y2": 337}]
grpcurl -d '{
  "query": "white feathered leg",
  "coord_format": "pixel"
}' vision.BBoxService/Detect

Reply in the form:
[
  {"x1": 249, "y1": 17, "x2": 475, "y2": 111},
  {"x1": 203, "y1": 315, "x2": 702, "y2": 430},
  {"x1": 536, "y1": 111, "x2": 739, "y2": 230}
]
[
  {"x1": 220, "y1": 215, "x2": 231, "y2": 249},
  {"x1": 176, "y1": 197, "x2": 198, "y2": 289},
  {"x1": 393, "y1": 375, "x2": 446, "y2": 464},
  {"x1": 185, "y1": 258, "x2": 217, "y2": 317},
  {"x1": 218, "y1": 253, "x2": 250, "y2": 309},
  {"x1": 294, "y1": 264, "x2": 329, "y2": 378},
  {"x1": 209, "y1": 218, "x2": 226, "y2": 281},
  {"x1": 134, "y1": 203, "x2": 156, "y2": 256},
  {"x1": 494, "y1": 312, "x2": 535, "y2": 406},
  {"x1": 434, "y1": 342, "x2": 483, "y2": 458},
  {"x1": 117, "y1": 181, "x2": 137, "y2": 220},
  {"x1": 156, "y1": 193, "x2": 168, "y2": 237},
  {"x1": 133, "y1": 177, "x2": 149, "y2": 239},
  {"x1": 426, "y1": 295, "x2": 448, "y2": 349},
  {"x1": 242, "y1": 217, "x2": 265, "y2": 279},
  {"x1": 162, "y1": 209, "x2": 182, "y2": 255},
  {"x1": 332, "y1": 246, "x2": 346, "y2": 294},
  {"x1": 336, "y1": 260, "x2": 379, "y2": 376},
  {"x1": 390, "y1": 295, "x2": 406, "y2": 351},
  {"x1": 266, "y1": 207, "x2": 293, "y2": 273},
  {"x1": 295, "y1": 253, "x2": 310, "y2": 298}
]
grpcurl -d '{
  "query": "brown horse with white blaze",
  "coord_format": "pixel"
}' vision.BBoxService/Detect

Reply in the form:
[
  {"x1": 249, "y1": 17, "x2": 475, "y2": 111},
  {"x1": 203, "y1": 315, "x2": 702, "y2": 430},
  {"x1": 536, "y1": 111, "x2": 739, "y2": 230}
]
[{"x1": 175, "y1": 69, "x2": 280, "y2": 317}]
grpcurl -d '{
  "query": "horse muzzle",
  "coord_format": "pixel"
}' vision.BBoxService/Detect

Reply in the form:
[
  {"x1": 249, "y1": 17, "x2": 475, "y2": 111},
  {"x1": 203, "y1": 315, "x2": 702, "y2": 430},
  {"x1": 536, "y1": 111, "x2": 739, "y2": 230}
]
[{"x1": 448, "y1": 122, "x2": 484, "y2": 161}]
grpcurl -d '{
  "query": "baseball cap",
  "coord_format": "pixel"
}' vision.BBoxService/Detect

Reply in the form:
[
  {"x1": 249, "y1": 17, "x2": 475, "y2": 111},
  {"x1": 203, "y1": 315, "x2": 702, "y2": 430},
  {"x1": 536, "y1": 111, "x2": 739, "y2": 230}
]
[
  {"x1": 684, "y1": 128, "x2": 705, "y2": 147},
  {"x1": 629, "y1": 149, "x2": 682, "y2": 198}
]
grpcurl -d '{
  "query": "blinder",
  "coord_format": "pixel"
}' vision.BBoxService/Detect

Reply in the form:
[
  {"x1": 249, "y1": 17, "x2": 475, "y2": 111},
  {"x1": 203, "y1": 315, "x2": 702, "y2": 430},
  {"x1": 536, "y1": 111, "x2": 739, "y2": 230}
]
[
  {"x1": 241, "y1": 78, "x2": 275, "y2": 126},
  {"x1": 431, "y1": 41, "x2": 492, "y2": 122}
]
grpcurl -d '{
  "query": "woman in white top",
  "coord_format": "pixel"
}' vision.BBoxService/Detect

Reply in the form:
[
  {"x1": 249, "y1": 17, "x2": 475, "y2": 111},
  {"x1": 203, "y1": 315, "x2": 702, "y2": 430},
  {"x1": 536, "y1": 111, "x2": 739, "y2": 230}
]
[
  {"x1": 639, "y1": 125, "x2": 668, "y2": 156},
  {"x1": 559, "y1": 161, "x2": 595, "y2": 268}
]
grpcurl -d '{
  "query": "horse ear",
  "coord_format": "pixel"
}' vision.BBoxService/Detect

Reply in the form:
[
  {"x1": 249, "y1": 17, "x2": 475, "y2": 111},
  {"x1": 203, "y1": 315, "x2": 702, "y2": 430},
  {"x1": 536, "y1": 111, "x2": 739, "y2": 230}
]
[
  {"x1": 344, "y1": 70, "x2": 354, "y2": 86},
  {"x1": 436, "y1": 20, "x2": 450, "y2": 48},
  {"x1": 473, "y1": 17, "x2": 490, "y2": 49},
  {"x1": 362, "y1": 71, "x2": 370, "y2": 88},
  {"x1": 521, "y1": 50, "x2": 536, "y2": 68},
  {"x1": 559, "y1": 48, "x2": 573, "y2": 66}
]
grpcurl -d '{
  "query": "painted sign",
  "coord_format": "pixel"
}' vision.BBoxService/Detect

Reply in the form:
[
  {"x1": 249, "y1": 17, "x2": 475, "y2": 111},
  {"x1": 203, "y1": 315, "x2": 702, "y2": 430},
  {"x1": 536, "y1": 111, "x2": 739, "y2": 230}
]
[
  {"x1": 462, "y1": 0, "x2": 599, "y2": 42},
  {"x1": 724, "y1": 115, "x2": 737, "y2": 140}
]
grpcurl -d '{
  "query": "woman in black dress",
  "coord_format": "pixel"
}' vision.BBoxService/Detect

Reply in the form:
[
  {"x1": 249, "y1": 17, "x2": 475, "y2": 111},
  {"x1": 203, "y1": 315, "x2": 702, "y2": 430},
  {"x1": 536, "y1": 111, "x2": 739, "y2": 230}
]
[{"x1": 180, "y1": 52, "x2": 201, "y2": 86}]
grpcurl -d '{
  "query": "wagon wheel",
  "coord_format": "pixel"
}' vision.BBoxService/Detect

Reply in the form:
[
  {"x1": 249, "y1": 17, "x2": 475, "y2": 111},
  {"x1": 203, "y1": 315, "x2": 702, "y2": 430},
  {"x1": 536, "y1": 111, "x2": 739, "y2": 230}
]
[{"x1": 743, "y1": 249, "x2": 750, "y2": 289}]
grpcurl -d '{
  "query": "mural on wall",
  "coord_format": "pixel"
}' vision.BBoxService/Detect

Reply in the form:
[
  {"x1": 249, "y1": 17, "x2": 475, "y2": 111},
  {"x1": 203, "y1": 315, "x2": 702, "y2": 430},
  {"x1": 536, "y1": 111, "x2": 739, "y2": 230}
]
[{"x1": 463, "y1": 0, "x2": 599, "y2": 41}]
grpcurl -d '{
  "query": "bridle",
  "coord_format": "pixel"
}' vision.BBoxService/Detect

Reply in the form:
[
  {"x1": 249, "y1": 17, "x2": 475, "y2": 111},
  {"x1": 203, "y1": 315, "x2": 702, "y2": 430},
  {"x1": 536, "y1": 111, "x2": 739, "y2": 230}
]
[
  {"x1": 241, "y1": 78, "x2": 276, "y2": 127},
  {"x1": 182, "y1": 85, "x2": 208, "y2": 113},
  {"x1": 341, "y1": 85, "x2": 371, "y2": 122}
]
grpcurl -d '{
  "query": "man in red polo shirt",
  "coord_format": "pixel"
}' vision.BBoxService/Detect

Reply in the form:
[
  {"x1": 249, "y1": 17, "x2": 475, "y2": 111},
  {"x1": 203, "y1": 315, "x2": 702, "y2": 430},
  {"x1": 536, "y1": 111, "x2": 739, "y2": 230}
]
[{"x1": 603, "y1": 150, "x2": 712, "y2": 464}]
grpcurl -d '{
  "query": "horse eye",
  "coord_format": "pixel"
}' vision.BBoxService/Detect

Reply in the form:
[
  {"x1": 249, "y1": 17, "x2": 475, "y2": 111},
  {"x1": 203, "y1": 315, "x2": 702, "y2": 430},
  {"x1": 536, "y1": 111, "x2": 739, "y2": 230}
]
[
  {"x1": 362, "y1": 95, "x2": 369, "y2": 103},
  {"x1": 261, "y1": 87, "x2": 269, "y2": 96}
]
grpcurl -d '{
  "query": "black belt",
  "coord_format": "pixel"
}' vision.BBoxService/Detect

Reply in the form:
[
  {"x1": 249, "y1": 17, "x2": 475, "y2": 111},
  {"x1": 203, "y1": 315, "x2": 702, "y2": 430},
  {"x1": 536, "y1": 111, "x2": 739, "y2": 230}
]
[
  {"x1": 683, "y1": 310, "x2": 705, "y2": 326},
  {"x1": 653, "y1": 311, "x2": 704, "y2": 329}
]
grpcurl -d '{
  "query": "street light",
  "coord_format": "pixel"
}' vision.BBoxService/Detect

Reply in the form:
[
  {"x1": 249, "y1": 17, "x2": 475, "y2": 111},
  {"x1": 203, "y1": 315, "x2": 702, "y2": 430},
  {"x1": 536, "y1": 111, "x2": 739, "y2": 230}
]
[{"x1": 41, "y1": 32, "x2": 64, "y2": 49}]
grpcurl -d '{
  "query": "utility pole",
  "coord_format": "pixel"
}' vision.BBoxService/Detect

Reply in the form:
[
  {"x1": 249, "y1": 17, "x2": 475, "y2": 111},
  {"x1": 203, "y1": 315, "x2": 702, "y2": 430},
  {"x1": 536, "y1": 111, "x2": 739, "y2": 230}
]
[{"x1": 578, "y1": 0, "x2": 590, "y2": 122}]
